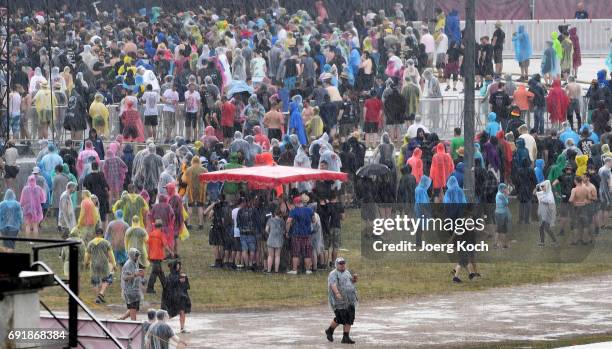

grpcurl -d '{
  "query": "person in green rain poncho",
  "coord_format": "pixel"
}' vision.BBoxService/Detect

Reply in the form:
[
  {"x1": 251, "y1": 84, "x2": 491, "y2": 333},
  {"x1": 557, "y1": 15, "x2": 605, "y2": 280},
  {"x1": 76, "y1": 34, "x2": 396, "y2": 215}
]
[
  {"x1": 59, "y1": 226, "x2": 85, "y2": 277},
  {"x1": 85, "y1": 228, "x2": 117, "y2": 304},
  {"x1": 62, "y1": 164, "x2": 78, "y2": 207},
  {"x1": 113, "y1": 187, "x2": 149, "y2": 229},
  {"x1": 124, "y1": 215, "x2": 149, "y2": 268}
]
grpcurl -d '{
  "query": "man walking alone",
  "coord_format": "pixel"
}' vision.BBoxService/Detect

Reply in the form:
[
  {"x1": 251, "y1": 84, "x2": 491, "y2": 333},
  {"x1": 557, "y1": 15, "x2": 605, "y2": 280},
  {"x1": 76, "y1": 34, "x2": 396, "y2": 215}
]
[{"x1": 325, "y1": 257, "x2": 358, "y2": 344}]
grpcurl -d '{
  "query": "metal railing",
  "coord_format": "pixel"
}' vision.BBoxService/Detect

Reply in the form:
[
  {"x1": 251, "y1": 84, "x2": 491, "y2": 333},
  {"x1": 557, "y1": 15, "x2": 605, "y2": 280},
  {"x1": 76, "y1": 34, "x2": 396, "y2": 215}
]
[
  {"x1": 33, "y1": 261, "x2": 125, "y2": 349},
  {"x1": 0, "y1": 236, "x2": 124, "y2": 349}
]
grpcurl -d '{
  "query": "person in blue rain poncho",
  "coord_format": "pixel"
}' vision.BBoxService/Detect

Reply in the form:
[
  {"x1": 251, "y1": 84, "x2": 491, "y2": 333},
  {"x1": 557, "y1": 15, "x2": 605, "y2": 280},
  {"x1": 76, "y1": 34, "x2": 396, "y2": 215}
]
[
  {"x1": 541, "y1": 41, "x2": 560, "y2": 85},
  {"x1": 444, "y1": 9, "x2": 461, "y2": 45},
  {"x1": 495, "y1": 183, "x2": 511, "y2": 248},
  {"x1": 535, "y1": 159, "x2": 546, "y2": 184},
  {"x1": 38, "y1": 144, "x2": 64, "y2": 190},
  {"x1": 348, "y1": 44, "x2": 361, "y2": 87},
  {"x1": 0, "y1": 189, "x2": 23, "y2": 252},
  {"x1": 443, "y1": 176, "x2": 467, "y2": 222},
  {"x1": 414, "y1": 175, "x2": 431, "y2": 244},
  {"x1": 288, "y1": 95, "x2": 308, "y2": 145},
  {"x1": 512, "y1": 25, "x2": 532, "y2": 81},
  {"x1": 474, "y1": 143, "x2": 485, "y2": 169},
  {"x1": 484, "y1": 112, "x2": 501, "y2": 137},
  {"x1": 450, "y1": 162, "x2": 465, "y2": 188}
]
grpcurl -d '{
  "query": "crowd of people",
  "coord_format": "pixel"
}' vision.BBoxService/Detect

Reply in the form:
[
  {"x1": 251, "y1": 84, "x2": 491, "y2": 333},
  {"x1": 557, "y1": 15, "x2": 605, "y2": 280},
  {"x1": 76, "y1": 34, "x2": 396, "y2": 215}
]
[{"x1": 0, "y1": 1, "x2": 611, "y2": 345}]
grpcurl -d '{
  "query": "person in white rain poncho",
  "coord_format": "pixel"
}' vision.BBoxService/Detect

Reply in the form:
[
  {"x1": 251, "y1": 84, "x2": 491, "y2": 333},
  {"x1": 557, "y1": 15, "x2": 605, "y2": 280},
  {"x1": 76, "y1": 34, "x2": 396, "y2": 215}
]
[
  {"x1": 80, "y1": 45, "x2": 98, "y2": 71},
  {"x1": 309, "y1": 133, "x2": 332, "y2": 158},
  {"x1": 157, "y1": 164, "x2": 177, "y2": 198},
  {"x1": 244, "y1": 135, "x2": 262, "y2": 167},
  {"x1": 131, "y1": 142, "x2": 153, "y2": 183},
  {"x1": 29, "y1": 67, "x2": 47, "y2": 94},
  {"x1": 536, "y1": 180, "x2": 558, "y2": 246},
  {"x1": 294, "y1": 145, "x2": 313, "y2": 192}
]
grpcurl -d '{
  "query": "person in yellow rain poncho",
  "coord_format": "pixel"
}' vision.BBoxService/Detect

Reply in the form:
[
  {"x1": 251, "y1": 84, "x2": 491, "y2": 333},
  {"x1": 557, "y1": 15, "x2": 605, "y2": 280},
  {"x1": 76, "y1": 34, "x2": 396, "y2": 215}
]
[
  {"x1": 33, "y1": 81, "x2": 57, "y2": 139},
  {"x1": 306, "y1": 106, "x2": 324, "y2": 141},
  {"x1": 551, "y1": 31, "x2": 563, "y2": 60},
  {"x1": 113, "y1": 190, "x2": 149, "y2": 229},
  {"x1": 182, "y1": 156, "x2": 207, "y2": 230},
  {"x1": 77, "y1": 190, "x2": 101, "y2": 243},
  {"x1": 89, "y1": 93, "x2": 110, "y2": 138},
  {"x1": 118, "y1": 56, "x2": 137, "y2": 77},
  {"x1": 85, "y1": 228, "x2": 117, "y2": 304},
  {"x1": 434, "y1": 8, "x2": 446, "y2": 40},
  {"x1": 124, "y1": 215, "x2": 149, "y2": 268},
  {"x1": 575, "y1": 154, "x2": 589, "y2": 177},
  {"x1": 59, "y1": 227, "x2": 86, "y2": 277}
]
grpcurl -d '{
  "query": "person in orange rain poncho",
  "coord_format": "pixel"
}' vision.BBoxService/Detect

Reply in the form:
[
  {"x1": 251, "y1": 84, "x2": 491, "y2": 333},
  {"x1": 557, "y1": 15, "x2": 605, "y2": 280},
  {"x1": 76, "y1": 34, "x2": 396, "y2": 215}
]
[
  {"x1": 77, "y1": 190, "x2": 101, "y2": 242},
  {"x1": 429, "y1": 143, "x2": 455, "y2": 202}
]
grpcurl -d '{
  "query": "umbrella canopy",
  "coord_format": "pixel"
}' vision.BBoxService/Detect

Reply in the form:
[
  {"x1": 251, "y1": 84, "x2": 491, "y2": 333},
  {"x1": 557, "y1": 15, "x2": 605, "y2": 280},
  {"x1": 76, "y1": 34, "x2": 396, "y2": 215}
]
[
  {"x1": 199, "y1": 164, "x2": 347, "y2": 188},
  {"x1": 356, "y1": 163, "x2": 391, "y2": 177},
  {"x1": 226, "y1": 80, "x2": 254, "y2": 98}
]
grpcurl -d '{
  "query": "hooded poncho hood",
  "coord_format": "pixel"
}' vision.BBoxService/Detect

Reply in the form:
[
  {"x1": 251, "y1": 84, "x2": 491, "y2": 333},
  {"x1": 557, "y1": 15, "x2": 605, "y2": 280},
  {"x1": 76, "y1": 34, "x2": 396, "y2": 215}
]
[
  {"x1": 443, "y1": 176, "x2": 467, "y2": 204},
  {"x1": 415, "y1": 175, "x2": 432, "y2": 204}
]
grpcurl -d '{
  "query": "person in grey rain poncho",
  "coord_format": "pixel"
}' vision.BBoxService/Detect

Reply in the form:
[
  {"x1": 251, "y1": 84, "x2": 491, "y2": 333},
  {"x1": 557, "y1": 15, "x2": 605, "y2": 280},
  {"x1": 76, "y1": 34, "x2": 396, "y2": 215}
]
[
  {"x1": 294, "y1": 145, "x2": 313, "y2": 192},
  {"x1": 319, "y1": 144, "x2": 343, "y2": 190},
  {"x1": 243, "y1": 94, "x2": 266, "y2": 136},
  {"x1": 134, "y1": 143, "x2": 164, "y2": 200},
  {"x1": 232, "y1": 47, "x2": 247, "y2": 81},
  {"x1": 230, "y1": 131, "x2": 250, "y2": 161},
  {"x1": 131, "y1": 142, "x2": 153, "y2": 182},
  {"x1": 119, "y1": 248, "x2": 144, "y2": 321},
  {"x1": 325, "y1": 257, "x2": 358, "y2": 344},
  {"x1": 162, "y1": 146, "x2": 179, "y2": 169},
  {"x1": 157, "y1": 164, "x2": 177, "y2": 198},
  {"x1": 145, "y1": 310, "x2": 186, "y2": 349},
  {"x1": 423, "y1": 68, "x2": 442, "y2": 131},
  {"x1": 244, "y1": 135, "x2": 262, "y2": 166},
  {"x1": 373, "y1": 132, "x2": 395, "y2": 170},
  {"x1": 309, "y1": 133, "x2": 332, "y2": 157}
]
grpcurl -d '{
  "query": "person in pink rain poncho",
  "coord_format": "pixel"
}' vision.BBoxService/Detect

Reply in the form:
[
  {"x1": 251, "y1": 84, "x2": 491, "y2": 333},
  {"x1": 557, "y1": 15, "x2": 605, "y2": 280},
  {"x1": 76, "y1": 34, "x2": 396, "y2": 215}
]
[
  {"x1": 102, "y1": 149, "x2": 129, "y2": 204},
  {"x1": 121, "y1": 99, "x2": 145, "y2": 143},
  {"x1": 20, "y1": 175, "x2": 47, "y2": 238},
  {"x1": 147, "y1": 194, "x2": 176, "y2": 251},
  {"x1": 77, "y1": 140, "x2": 101, "y2": 178}
]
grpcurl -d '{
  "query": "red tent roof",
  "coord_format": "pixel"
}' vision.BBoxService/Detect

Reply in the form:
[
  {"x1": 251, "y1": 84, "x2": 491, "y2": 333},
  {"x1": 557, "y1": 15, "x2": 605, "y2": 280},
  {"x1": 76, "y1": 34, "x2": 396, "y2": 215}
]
[{"x1": 199, "y1": 164, "x2": 348, "y2": 189}]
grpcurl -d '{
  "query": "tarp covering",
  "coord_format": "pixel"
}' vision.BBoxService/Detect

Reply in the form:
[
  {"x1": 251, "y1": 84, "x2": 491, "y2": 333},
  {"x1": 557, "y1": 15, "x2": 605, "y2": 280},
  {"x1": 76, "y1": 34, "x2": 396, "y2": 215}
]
[
  {"x1": 435, "y1": 0, "x2": 531, "y2": 20},
  {"x1": 200, "y1": 164, "x2": 348, "y2": 188}
]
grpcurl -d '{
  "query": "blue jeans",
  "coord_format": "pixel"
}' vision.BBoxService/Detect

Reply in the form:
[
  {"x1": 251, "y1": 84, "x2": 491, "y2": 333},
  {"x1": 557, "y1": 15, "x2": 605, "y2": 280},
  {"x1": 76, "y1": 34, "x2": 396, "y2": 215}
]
[
  {"x1": 240, "y1": 234, "x2": 256, "y2": 252},
  {"x1": 534, "y1": 106, "x2": 545, "y2": 135}
]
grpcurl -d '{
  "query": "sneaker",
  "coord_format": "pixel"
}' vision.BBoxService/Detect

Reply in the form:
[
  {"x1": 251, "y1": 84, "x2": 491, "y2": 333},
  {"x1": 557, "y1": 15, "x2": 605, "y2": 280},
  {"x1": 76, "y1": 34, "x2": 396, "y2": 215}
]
[
  {"x1": 445, "y1": 85, "x2": 451, "y2": 91},
  {"x1": 236, "y1": 264, "x2": 245, "y2": 269},
  {"x1": 286, "y1": 270, "x2": 298, "y2": 275},
  {"x1": 453, "y1": 87, "x2": 457, "y2": 91},
  {"x1": 95, "y1": 298, "x2": 102, "y2": 304},
  {"x1": 180, "y1": 328, "x2": 188, "y2": 333},
  {"x1": 146, "y1": 289, "x2": 156, "y2": 294},
  {"x1": 452, "y1": 276, "x2": 462, "y2": 283},
  {"x1": 468, "y1": 272, "x2": 477, "y2": 280},
  {"x1": 305, "y1": 270, "x2": 313, "y2": 275},
  {"x1": 538, "y1": 242, "x2": 544, "y2": 247},
  {"x1": 325, "y1": 328, "x2": 334, "y2": 342},
  {"x1": 341, "y1": 335, "x2": 355, "y2": 344}
]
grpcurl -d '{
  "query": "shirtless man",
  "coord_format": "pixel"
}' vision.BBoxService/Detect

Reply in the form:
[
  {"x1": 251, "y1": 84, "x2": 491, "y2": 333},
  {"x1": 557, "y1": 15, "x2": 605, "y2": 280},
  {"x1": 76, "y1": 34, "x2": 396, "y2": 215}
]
[{"x1": 263, "y1": 103, "x2": 285, "y2": 142}]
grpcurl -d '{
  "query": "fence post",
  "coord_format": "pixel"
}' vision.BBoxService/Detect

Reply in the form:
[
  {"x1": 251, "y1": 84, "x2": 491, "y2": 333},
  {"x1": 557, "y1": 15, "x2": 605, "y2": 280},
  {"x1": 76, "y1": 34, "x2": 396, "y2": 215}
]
[{"x1": 68, "y1": 244, "x2": 79, "y2": 347}]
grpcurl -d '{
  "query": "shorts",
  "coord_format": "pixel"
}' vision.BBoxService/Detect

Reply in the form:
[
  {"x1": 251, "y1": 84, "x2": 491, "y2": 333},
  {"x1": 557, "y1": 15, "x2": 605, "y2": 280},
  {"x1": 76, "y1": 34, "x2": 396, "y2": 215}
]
[
  {"x1": 222, "y1": 126, "x2": 235, "y2": 139},
  {"x1": 1, "y1": 227, "x2": 19, "y2": 249},
  {"x1": 495, "y1": 213, "x2": 509, "y2": 234},
  {"x1": 444, "y1": 62, "x2": 460, "y2": 81},
  {"x1": 493, "y1": 48, "x2": 503, "y2": 64},
  {"x1": 163, "y1": 111, "x2": 176, "y2": 129},
  {"x1": 185, "y1": 112, "x2": 198, "y2": 128},
  {"x1": 291, "y1": 235, "x2": 313, "y2": 258},
  {"x1": 333, "y1": 305, "x2": 355, "y2": 325},
  {"x1": 519, "y1": 60, "x2": 530, "y2": 68},
  {"x1": 326, "y1": 227, "x2": 342, "y2": 249},
  {"x1": 9, "y1": 114, "x2": 20, "y2": 134},
  {"x1": 573, "y1": 206, "x2": 589, "y2": 226},
  {"x1": 268, "y1": 128, "x2": 282, "y2": 141},
  {"x1": 364, "y1": 122, "x2": 379, "y2": 133},
  {"x1": 209, "y1": 226, "x2": 225, "y2": 246},
  {"x1": 4, "y1": 164, "x2": 19, "y2": 179},
  {"x1": 435, "y1": 53, "x2": 446, "y2": 69},
  {"x1": 240, "y1": 234, "x2": 256, "y2": 252},
  {"x1": 91, "y1": 274, "x2": 113, "y2": 287},
  {"x1": 126, "y1": 301, "x2": 140, "y2": 310},
  {"x1": 38, "y1": 109, "x2": 52, "y2": 124},
  {"x1": 232, "y1": 237, "x2": 242, "y2": 252},
  {"x1": 145, "y1": 114, "x2": 158, "y2": 126},
  {"x1": 123, "y1": 125, "x2": 139, "y2": 140}
]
